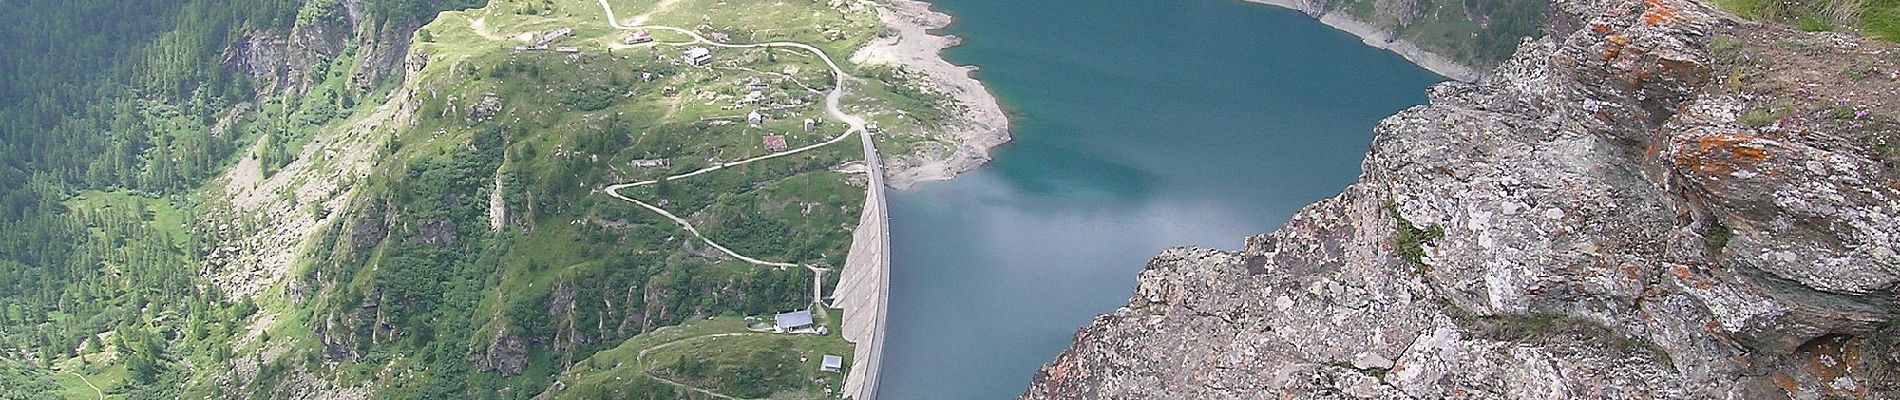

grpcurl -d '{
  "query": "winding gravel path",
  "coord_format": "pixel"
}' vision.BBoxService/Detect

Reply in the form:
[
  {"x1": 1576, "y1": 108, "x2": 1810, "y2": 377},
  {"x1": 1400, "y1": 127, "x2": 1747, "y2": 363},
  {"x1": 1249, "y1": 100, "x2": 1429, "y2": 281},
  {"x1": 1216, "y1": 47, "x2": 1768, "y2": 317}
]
[
  {"x1": 591, "y1": 2, "x2": 891, "y2": 398},
  {"x1": 593, "y1": 0, "x2": 871, "y2": 275}
]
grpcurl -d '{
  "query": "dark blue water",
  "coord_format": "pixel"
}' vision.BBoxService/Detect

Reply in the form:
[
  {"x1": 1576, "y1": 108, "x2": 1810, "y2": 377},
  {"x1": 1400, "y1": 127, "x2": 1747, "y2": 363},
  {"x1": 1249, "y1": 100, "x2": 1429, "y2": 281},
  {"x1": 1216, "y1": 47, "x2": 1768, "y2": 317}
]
[{"x1": 878, "y1": 1, "x2": 1442, "y2": 398}]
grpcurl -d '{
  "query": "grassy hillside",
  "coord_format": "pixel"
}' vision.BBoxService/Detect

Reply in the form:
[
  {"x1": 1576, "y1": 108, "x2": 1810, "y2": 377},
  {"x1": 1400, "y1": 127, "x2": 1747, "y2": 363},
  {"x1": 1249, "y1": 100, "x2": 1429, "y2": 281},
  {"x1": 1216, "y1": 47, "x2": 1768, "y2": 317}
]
[
  {"x1": 1716, "y1": 0, "x2": 1900, "y2": 41},
  {"x1": 544, "y1": 316, "x2": 853, "y2": 399},
  {"x1": 165, "y1": 0, "x2": 944, "y2": 397}
]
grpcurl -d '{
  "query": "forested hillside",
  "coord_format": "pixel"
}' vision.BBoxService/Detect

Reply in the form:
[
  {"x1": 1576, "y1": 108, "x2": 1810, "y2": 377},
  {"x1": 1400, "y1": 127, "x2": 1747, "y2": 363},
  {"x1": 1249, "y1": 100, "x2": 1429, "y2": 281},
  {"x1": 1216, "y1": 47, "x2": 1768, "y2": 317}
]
[{"x1": 0, "y1": 0, "x2": 477, "y2": 397}]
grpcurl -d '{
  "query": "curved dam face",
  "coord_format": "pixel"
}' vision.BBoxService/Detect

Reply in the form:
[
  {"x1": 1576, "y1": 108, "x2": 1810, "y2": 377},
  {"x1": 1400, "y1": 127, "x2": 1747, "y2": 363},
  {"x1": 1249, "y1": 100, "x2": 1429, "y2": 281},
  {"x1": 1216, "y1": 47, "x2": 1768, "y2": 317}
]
[{"x1": 877, "y1": 0, "x2": 1445, "y2": 398}]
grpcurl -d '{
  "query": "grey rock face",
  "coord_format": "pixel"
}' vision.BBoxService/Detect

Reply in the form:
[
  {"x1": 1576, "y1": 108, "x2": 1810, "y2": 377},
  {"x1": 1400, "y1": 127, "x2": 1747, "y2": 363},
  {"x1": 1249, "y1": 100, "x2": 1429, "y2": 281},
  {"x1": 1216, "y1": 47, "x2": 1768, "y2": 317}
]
[{"x1": 1022, "y1": 0, "x2": 1900, "y2": 398}]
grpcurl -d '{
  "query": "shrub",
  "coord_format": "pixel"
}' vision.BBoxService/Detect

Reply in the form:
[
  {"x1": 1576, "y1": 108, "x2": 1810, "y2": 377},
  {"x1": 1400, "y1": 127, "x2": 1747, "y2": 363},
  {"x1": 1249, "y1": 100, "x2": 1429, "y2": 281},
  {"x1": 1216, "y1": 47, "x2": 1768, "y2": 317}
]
[{"x1": 1385, "y1": 201, "x2": 1444, "y2": 272}]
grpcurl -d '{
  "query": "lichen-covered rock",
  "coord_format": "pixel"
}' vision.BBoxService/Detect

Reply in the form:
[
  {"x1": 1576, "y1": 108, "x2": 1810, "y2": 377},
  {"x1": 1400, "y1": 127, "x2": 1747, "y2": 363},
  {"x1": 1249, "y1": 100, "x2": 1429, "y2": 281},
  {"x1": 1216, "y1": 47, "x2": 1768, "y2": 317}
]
[{"x1": 1022, "y1": 0, "x2": 1900, "y2": 398}]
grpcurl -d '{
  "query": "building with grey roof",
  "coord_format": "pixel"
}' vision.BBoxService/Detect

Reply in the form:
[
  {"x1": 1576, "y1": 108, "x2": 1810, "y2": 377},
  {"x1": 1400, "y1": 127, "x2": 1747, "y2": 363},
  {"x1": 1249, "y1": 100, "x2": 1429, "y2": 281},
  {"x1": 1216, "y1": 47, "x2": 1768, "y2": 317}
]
[
  {"x1": 821, "y1": 354, "x2": 844, "y2": 373},
  {"x1": 774, "y1": 310, "x2": 813, "y2": 332}
]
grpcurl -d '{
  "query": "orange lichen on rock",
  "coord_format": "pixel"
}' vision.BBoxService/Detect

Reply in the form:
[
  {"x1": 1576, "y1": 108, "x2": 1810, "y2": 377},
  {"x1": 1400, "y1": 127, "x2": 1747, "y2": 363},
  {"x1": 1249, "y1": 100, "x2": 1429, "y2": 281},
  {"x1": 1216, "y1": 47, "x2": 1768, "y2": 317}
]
[
  {"x1": 1795, "y1": 336, "x2": 1866, "y2": 398},
  {"x1": 1676, "y1": 133, "x2": 1771, "y2": 175},
  {"x1": 1604, "y1": 34, "x2": 1631, "y2": 60},
  {"x1": 1697, "y1": 134, "x2": 1769, "y2": 162},
  {"x1": 1643, "y1": 0, "x2": 1677, "y2": 26},
  {"x1": 1621, "y1": 264, "x2": 1644, "y2": 281},
  {"x1": 1670, "y1": 265, "x2": 1714, "y2": 289}
]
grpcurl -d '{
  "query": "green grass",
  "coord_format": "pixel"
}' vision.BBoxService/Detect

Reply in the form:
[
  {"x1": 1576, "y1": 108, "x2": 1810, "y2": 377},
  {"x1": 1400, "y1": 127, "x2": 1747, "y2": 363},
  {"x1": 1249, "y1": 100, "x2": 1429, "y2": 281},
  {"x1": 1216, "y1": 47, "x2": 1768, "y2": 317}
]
[
  {"x1": 1869, "y1": 0, "x2": 1900, "y2": 41},
  {"x1": 547, "y1": 316, "x2": 853, "y2": 399},
  {"x1": 65, "y1": 190, "x2": 193, "y2": 244},
  {"x1": 1441, "y1": 301, "x2": 1674, "y2": 364},
  {"x1": 1717, "y1": 0, "x2": 1900, "y2": 42},
  {"x1": 1739, "y1": 107, "x2": 1792, "y2": 127},
  {"x1": 1385, "y1": 201, "x2": 1445, "y2": 273}
]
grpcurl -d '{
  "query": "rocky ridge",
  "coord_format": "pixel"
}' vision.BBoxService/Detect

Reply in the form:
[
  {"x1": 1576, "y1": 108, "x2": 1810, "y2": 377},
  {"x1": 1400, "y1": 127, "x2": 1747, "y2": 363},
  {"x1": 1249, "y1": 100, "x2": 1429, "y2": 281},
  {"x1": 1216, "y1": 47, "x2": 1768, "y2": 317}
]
[{"x1": 1021, "y1": 0, "x2": 1900, "y2": 398}]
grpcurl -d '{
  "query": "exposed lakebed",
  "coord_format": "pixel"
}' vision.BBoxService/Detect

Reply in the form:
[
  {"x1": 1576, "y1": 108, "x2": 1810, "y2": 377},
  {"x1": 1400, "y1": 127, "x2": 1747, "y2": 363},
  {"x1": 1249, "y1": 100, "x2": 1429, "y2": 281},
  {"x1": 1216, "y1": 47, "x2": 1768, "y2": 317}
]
[{"x1": 878, "y1": 0, "x2": 1444, "y2": 398}]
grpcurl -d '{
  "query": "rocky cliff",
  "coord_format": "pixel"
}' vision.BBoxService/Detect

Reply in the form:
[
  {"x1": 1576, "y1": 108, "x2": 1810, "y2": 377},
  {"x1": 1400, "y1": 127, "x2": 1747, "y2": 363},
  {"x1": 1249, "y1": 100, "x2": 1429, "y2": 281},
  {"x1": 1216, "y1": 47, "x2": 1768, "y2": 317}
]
[{"x1": 1022, "y1": 0, "x2": 1900, "y2": 398}]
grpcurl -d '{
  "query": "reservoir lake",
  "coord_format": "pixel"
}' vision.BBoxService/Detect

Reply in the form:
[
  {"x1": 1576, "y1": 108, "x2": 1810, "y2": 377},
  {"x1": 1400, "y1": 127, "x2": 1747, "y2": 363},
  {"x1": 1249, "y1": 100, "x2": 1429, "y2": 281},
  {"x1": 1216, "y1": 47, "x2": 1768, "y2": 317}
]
[{"x1": 878, "y1": 0, "x2": 1444, "y2": 398}]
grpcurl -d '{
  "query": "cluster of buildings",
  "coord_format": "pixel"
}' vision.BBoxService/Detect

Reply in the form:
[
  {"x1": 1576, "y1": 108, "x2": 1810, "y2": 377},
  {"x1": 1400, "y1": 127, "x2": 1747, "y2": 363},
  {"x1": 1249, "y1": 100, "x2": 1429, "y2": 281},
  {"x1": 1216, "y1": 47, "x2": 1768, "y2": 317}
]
[
  {"x1": 771, "y1": 310, "x2": 847, "y2": 374},
  {"x1": 514, "y1": 27, "x2": 577, "y2": 52}
]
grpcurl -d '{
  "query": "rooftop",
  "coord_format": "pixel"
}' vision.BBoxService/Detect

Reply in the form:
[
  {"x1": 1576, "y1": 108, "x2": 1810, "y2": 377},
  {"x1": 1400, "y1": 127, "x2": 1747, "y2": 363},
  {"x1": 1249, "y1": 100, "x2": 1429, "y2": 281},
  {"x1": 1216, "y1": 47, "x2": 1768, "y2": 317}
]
[
  {"x1": 821, "y1": 354, "x2": 844, "y2": 372},
  {"x1": 775, "y1": 310, "x2": 813, "y2": 328}
]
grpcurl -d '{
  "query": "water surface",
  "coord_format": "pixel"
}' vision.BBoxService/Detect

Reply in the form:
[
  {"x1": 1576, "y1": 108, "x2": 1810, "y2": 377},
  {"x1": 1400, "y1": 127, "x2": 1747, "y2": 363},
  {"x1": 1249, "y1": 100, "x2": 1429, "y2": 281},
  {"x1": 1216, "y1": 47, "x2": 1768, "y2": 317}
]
[{"x1": 880, "y1": 0, "x2": 1443, "y2": 398}]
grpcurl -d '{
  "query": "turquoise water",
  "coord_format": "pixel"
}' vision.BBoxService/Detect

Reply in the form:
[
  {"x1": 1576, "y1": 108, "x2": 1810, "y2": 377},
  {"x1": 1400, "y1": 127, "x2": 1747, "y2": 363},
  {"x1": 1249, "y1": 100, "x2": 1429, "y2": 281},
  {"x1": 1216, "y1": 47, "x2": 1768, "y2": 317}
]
[{"x1": 877, "y1": 0, "x2": 1443, "y2": 398}]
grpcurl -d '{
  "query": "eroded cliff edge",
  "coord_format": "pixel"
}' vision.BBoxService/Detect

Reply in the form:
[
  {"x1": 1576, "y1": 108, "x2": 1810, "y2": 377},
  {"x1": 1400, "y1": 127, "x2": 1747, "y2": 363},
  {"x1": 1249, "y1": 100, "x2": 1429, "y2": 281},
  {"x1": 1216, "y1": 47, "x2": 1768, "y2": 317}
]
[{"x1": 1021, "y1": 0, "x2": 1900, "y2": 398}]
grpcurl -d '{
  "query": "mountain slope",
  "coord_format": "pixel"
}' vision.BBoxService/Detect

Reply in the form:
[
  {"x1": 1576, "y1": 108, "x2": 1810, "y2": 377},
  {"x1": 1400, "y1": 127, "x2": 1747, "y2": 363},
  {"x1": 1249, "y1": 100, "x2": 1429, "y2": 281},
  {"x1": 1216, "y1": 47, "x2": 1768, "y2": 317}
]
[{"x1": 2, "y1": 0, "x2": 992, "y2": 398}]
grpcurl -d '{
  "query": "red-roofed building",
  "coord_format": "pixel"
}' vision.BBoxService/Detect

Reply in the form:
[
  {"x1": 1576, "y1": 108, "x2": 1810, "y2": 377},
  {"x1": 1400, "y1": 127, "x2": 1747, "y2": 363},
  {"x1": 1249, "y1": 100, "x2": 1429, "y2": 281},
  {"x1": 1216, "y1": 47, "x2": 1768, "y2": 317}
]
[
  {"x1": 763, "y1": 135, "x2": 789, "y2": 152},
  {"x1": 625, "y1": 29, "x2": 653, "y2": 44}
]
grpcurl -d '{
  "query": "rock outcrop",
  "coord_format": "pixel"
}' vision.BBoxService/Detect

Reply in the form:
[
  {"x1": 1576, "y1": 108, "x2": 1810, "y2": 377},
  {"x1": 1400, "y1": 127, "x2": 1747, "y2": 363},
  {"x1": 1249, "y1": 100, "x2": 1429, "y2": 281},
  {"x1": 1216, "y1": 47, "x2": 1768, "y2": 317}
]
[
  {"x1": 1022, "y1": 0, "x2": 1900, "y2": 398},
  {"x1": 224, "y1": 0, "x2": 434, "y2": 100}
]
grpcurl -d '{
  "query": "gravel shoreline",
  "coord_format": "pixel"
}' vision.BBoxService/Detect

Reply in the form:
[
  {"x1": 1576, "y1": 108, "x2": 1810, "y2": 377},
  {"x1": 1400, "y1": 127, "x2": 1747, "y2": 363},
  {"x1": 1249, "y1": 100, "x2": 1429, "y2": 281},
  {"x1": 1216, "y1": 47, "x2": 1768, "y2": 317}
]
[
  {"x1": 1243, "y1": 0, "x2": 1486, "y2": 82},
  {"x1": 851, "y1": 0, "x2": 1012, "y2": 190}
]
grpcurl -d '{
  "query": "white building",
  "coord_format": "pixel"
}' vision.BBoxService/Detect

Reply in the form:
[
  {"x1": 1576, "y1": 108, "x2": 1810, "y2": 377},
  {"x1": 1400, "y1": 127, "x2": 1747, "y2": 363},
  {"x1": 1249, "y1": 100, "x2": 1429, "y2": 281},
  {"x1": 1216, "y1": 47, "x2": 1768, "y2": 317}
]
[
  {"x1": 773, "y1": 310, "x2": 813, "y2": 333},
  {"x1": 820, "y1": 355, "x2": 844, "y2": 373},
  {"x1": 683, "y1": 47, "x2": 712, "y2": 66}
]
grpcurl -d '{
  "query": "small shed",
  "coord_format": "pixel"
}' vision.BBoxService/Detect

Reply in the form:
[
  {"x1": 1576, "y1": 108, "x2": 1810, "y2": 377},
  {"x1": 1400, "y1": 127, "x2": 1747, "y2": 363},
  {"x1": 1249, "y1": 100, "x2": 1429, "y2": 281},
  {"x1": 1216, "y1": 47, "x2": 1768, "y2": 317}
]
[
  {"x1": 774, "y1": 310, "x2": 813, "y2": 332},
  {"x1": 747, "y1": 110, "x2": 765, "y2": 125},
  {"x1": 821, "y1": 355, "x2": 844, "y2": 373}
]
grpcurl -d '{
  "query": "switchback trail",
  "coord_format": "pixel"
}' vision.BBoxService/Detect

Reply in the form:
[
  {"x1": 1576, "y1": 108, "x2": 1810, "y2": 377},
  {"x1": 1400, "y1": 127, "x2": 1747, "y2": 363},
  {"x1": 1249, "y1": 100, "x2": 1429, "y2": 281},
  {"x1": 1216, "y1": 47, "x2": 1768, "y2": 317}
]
[{"x1": 591, "y1": 2, "x2": 891, "y2": 399}]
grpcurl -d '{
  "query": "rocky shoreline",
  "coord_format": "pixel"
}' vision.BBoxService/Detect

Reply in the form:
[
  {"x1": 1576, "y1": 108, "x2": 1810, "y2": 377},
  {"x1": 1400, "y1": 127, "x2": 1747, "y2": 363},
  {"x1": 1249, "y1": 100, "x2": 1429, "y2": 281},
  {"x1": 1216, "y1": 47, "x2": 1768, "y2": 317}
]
[
  {"x1": 1243, "y1": 0, "x2": 1487, "y2": 82},
  {"x1": 853, "y1": 0, "x2": 1012, "y2": 190}
]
